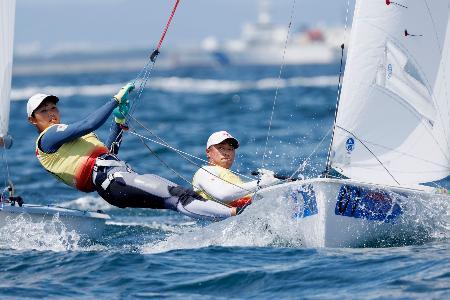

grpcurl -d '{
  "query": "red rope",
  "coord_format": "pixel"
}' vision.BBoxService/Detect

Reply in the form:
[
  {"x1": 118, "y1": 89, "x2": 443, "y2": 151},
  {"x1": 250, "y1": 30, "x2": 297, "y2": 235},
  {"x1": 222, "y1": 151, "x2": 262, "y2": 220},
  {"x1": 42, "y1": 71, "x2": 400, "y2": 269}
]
[{"x1": 156, "y1": 0, "x2": 181, "y2": 51}]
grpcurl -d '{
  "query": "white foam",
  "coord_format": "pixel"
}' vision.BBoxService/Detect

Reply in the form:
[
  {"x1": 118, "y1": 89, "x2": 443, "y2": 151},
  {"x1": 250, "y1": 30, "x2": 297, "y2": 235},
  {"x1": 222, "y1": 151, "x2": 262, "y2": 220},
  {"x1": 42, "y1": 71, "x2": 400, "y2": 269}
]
[
  {"x1": 0, "y1": 213, "x2": 81, "y2": 252},
  {"x1": 141, "y1": 188, "x2": 450, "y2": 253},
  {"x1": 142, "y1": 195, "x2": 303, "y2": 254},
  {"x1": 11, "y1": 75, "x2": 337, "y2": 101}
]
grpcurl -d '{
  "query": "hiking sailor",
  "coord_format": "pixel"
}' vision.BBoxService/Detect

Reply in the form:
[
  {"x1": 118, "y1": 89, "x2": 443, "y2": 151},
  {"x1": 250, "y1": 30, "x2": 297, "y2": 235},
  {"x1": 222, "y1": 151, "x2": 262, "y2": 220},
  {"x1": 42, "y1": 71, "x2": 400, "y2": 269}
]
[
  {"x1": 27, "y1": 84, "x2": 242, "y2": 220},
  {"x1": 192, "y1": 131, "x2": 280, "y2": 207}
]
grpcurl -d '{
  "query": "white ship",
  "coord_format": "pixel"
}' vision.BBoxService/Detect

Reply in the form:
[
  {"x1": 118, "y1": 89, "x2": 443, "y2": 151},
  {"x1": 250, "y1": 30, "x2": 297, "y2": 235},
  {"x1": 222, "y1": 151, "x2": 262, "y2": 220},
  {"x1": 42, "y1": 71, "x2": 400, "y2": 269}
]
[{"x1": 202, "y1": 0, "x2": 344, "y2": 66}]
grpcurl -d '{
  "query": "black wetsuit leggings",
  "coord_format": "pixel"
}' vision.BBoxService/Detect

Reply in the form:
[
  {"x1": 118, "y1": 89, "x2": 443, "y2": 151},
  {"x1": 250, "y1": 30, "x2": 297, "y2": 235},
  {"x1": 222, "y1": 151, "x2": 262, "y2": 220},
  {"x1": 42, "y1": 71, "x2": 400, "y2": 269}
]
[{"x1": 92, "y1": 156, "x2": 232, "y2": 221}]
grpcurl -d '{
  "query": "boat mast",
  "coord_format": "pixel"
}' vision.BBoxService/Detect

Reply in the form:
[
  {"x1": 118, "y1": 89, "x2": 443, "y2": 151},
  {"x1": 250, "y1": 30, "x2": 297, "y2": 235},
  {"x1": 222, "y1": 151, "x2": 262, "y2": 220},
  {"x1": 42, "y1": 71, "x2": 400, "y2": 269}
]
[{"x1": 324, "y1": 44, "x2": 346, "y2": 177}]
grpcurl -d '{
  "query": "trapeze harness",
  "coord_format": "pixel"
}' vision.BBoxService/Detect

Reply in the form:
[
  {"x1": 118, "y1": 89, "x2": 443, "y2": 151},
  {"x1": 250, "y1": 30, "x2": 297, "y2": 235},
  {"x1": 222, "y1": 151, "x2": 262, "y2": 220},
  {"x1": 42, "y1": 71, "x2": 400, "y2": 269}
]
[
  {"x1": 35, "y1": 99, "x2": 233, "y2": 221},
  {"x1": 192, "y1": 165, "x2": 253, "y2": 208}
]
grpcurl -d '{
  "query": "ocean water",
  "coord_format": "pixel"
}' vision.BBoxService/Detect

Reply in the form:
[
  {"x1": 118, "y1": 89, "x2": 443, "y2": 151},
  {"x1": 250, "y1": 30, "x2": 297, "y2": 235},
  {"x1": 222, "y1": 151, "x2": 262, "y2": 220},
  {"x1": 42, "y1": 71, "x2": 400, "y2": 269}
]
[{"x1": 1, "y1": 61, "x2": 449, "y2": 299}]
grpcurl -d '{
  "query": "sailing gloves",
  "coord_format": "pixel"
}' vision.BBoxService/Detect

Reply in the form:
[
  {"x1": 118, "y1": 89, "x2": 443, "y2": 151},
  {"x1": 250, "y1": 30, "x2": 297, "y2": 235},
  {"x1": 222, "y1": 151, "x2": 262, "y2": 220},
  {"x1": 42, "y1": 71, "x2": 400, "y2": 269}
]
[
  {"x1": 113, "y1": 83, "x2": 135, "y2": 124},
  {"x1": 257, "y1": 168, "x2": 280, "y2": 188}
]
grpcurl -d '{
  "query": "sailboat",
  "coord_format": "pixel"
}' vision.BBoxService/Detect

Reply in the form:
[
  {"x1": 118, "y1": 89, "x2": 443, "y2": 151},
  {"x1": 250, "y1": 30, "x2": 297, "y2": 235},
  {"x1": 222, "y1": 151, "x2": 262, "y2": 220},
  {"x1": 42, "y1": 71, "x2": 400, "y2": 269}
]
[
  {"x1": 255, "y1": 0, "x2": 450, "y2": 247},
  {"x1": 0, "y1": 0, "x2": 110, "y2": 240}
]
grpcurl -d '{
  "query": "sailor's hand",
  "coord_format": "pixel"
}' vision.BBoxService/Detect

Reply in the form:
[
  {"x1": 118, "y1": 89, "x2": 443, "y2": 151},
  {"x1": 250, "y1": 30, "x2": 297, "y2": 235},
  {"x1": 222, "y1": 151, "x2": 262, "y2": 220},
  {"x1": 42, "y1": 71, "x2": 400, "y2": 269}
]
[
  {"x1": 113, "y1": 100, "x2": 130, "y2": 124},
  {"x1": 257, "y1": 168, "x2": 280, "y2": 188},
  {"x1": 113, "y1": 82, "x2": 135, "y2": 104}
]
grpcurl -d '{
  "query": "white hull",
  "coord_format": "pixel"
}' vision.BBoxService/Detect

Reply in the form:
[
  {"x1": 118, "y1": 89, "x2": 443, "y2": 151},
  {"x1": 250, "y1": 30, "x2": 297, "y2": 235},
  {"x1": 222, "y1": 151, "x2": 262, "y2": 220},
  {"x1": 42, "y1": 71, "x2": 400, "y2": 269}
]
[
  {"x1": 255, "y1": 178, "x2": 448, "y2": 247},
  {"x1": 0, "y1": 203, "x2": 110, "y2": 240}
]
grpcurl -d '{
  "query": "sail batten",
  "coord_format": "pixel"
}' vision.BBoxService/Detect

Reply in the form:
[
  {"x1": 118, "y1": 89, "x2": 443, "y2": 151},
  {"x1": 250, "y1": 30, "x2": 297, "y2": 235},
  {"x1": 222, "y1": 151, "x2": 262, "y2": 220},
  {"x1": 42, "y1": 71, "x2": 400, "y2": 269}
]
[
  {"x1": 329, "y1": 0, "x2": 450, "y2": 185},
  {"x1": 0, "y1": 0, "x2": 16, "y2": 139}
]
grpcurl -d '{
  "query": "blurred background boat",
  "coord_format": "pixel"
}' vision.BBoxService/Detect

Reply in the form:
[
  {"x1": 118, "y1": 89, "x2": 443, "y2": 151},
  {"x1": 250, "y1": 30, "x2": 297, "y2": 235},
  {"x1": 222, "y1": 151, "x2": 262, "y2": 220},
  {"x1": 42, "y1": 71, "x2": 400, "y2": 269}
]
[
  {"x1": 12, "y1": 0, "x2": 345, "y2": 74},
  {"x1": 201, "y1": 0, "x2": 344, "y2": 66}
]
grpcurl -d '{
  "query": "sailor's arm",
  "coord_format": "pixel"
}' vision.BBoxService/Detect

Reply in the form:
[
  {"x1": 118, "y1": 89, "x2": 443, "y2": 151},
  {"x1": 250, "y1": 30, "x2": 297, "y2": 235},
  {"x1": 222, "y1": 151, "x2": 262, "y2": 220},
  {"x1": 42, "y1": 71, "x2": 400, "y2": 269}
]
[
  {"x1": 39, "y1": 83, "x2": 135, "y2": 154},
  {"x1": 196, "y1": 168, "x2": 281, "y2": 203},
  {"x1": 105, "y1": 83, "x2": 135, "y2": 154},
  {"x1": 39, "y1": 99, "x2": 117, "y2": 153},
  {"x1": 196, "y1": 169, "x2": 259, "y2": 202}
]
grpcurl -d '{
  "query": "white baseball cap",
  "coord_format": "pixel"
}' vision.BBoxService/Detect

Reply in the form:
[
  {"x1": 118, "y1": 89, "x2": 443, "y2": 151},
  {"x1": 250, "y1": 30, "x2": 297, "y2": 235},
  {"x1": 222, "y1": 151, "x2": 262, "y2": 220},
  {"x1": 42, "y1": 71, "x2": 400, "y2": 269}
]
[
  {"x1": 206, "y1": 131, "x2": 239, "y2": 149},
  {"x1": 27, "y1": 93, "x2": 59, "y2": 117}
]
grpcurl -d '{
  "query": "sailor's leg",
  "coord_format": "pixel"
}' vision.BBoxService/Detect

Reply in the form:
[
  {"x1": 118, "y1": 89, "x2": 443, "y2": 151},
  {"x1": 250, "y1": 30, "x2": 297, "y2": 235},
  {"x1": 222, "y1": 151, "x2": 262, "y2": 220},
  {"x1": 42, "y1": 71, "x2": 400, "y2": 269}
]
[
  {"x1": 95, "y1": 170, "x2": 235, "y2": 220},
  {"x1": 96, "y1": 171, "x2": 174, "y2": 208}
]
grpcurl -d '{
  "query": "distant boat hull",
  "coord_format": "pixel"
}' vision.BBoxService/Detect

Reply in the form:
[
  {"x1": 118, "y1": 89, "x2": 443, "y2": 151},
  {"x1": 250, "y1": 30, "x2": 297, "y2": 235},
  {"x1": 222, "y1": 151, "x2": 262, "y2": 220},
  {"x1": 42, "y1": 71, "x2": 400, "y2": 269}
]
[
  {"x1": 0, "y1": 203, "x2": 110, "y2": 240},
  {"x1": 255, "y1": 178, "x2": 448, "y2": 247}
]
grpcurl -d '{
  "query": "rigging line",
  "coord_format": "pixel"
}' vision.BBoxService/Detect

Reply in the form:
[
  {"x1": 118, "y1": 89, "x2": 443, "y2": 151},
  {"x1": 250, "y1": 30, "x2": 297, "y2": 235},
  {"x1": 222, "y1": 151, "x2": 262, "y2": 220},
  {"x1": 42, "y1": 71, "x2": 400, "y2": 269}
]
[
  {"x1": 135, "y1": 134, "x2": 233, "y2": 208},
  {"x1": 127, "y1": 115, "x2": 254, "y2": 181},
  {"x1": 131, "y1": 59, "x2": 152, "y2": 87},
  {"x1": 156, "y1": 0, "x2": 181, "y2": 52},
  {"x1": 125, "y1": 0, "x2": 182, "y2": 133},
  {"x1": 290, "y1": 127, "x2": 333, "y2": 180},
  {"x1": 260, "y1": 0, "x2": 297, "y2": 170},
  {"x1": 129, "y1": 59, "x2": 156, "y2": 116},
  {"x1": 115, "y1": 59, "x2": 157, "y2": 146},
  {"x1": 325, "y1": 0, "x2": 352, "y2": 176},
  {"x1": 336, "y1": 126, "x2": 401, "y2": 185}
]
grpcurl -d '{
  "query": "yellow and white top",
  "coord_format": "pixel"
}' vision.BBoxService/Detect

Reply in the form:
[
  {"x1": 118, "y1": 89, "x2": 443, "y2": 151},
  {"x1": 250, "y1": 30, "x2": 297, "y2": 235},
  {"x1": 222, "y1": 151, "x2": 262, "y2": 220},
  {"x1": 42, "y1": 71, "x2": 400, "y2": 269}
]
[
  {"x1": 35, "y1": 125, "x2": 108, "y2": 192},
  {"x1": 192, "y1": 165, "x2": 256, "y2": 204}
]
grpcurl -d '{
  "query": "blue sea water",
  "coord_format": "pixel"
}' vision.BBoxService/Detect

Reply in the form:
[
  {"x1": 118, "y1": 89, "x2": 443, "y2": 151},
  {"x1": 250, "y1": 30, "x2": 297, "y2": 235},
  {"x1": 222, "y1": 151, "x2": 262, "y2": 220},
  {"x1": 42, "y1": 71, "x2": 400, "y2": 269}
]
[{"x1": 1, "y1": 62, "x2": 449, "y2": 299}]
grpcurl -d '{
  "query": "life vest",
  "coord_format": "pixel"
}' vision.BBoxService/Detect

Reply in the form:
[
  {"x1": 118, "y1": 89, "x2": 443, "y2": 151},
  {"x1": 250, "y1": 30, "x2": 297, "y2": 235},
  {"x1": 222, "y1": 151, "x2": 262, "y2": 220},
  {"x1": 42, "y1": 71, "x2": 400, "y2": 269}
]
[
  {"x1": 35, "y1": 125, "x2": 108, "y2": 192},
  {"x1": 192, "y1": 165, "x2": 252, "y2": 208}
]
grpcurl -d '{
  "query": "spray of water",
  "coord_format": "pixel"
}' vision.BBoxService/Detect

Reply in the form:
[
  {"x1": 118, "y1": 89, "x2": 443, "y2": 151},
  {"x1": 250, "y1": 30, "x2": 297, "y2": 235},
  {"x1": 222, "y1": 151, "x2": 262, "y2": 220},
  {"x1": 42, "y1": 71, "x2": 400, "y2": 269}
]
[
  {"x1": 0, "y1": 213, "x2": 81, "y2": 252},
  {"x1": 142, "y1": 195, "x2": 306, "y2": 254}
]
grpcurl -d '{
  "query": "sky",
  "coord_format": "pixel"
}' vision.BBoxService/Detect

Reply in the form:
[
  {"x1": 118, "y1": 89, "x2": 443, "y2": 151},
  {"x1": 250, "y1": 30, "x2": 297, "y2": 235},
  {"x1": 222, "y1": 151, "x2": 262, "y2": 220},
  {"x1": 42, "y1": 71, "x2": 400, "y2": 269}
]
[{"x1": 14, "y1": 0, "x2": 354, "y2": 55}]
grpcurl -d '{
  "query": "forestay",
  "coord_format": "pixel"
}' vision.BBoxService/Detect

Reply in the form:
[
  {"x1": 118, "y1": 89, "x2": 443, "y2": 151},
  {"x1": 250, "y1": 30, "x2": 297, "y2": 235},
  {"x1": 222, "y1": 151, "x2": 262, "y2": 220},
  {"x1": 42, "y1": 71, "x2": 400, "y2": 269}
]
[
  {"x1": 330, "y1": 0, "x2": 450, "y2": 185},
  {"x1": 0, "y1": 0, "x2": 15, "y2": 139}
]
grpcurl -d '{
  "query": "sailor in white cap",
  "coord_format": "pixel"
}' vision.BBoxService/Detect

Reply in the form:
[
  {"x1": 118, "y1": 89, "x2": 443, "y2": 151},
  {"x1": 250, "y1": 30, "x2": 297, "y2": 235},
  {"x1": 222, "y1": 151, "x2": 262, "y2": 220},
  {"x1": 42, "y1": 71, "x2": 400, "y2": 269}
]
[
  {"x1": 27, "y1": 86, "x2": 241, "y2": 221},
  {"x1": 192, "y1": 131, "x2": 280, "y2": 208}
]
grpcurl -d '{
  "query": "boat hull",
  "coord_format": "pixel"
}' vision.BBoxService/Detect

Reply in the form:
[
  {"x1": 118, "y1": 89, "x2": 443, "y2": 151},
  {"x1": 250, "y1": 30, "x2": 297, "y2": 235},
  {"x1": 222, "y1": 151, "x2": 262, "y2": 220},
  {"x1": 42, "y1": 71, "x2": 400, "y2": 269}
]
[
  {"x1": 0, "y1": 203, "x2": 110, "y2": 240},
  {"x1": 254, "y1": 178, "x2": 448, "y2": 247}
]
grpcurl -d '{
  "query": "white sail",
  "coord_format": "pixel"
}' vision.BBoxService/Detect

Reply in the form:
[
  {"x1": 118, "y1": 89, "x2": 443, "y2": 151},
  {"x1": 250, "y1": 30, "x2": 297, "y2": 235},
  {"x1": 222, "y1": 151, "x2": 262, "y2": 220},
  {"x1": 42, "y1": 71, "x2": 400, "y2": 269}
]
[
  {"x1": 329, "y1": 0, "x2": 450, "y2": 185},
  {"x1": 0, "y1": 0, "x2": 16, "y2": 139}
]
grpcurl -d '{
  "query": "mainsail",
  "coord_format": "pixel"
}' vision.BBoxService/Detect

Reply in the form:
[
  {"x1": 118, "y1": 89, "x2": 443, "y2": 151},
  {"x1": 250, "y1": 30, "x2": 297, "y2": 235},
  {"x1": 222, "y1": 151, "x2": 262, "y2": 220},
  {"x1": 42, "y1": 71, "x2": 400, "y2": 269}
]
[
  {"x1": 0, "y1": 0, "x2": 15, "y2": 141},
  {"x1": 329, "y1": 0, "x2": 450, "y2": 185}
]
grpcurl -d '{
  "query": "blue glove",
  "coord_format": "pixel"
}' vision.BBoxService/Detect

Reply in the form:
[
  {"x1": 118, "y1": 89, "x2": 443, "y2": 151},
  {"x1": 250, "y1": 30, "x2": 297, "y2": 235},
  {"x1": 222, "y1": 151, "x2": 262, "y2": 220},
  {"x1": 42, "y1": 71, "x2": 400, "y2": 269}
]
[
  {"x1": 113, "y1": 99, "x2": 130, "y2": 124},
  {"x1": 113, "y1": 82, "x2": 135, "y2": 104}
]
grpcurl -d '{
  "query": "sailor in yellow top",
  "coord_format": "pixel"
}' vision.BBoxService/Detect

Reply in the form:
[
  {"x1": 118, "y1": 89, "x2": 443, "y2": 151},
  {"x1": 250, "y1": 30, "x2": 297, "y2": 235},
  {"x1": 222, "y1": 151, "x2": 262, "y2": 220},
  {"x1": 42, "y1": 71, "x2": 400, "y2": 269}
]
[
  {"x1": 192, "y1": 131, "x2": 280, "y2": 208},
  {"x1": 27, "y1": 86, "x2": 243, "y2": 221}
]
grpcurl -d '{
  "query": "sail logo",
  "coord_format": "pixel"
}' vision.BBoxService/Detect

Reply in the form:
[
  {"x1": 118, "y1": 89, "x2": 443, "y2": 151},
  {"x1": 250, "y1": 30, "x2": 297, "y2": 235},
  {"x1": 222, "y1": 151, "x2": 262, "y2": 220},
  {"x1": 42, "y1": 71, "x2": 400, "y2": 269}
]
[
  {"x1": 345, "y1": 137, "x2": 355, "y2": 153},
  {"x1": 387, "y1": 63, "x2": 393, "y2": 79}
]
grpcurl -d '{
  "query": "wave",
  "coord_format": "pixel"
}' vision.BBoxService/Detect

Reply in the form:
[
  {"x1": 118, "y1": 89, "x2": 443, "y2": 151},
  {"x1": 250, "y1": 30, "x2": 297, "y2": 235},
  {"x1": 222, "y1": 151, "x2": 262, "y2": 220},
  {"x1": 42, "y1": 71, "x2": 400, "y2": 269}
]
[
  {"x1": 11, "y1": 75, "x2": 337, "y2": 100},
  {"x1": 142, "y1": 195, "x2": 304, "y2": 254},
  {"x1": 142, "y1": 189, "x2": 450, "y2": 253},
  {"x1": 0, "y1": 214, "x2": 81, "y2": 252}
]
